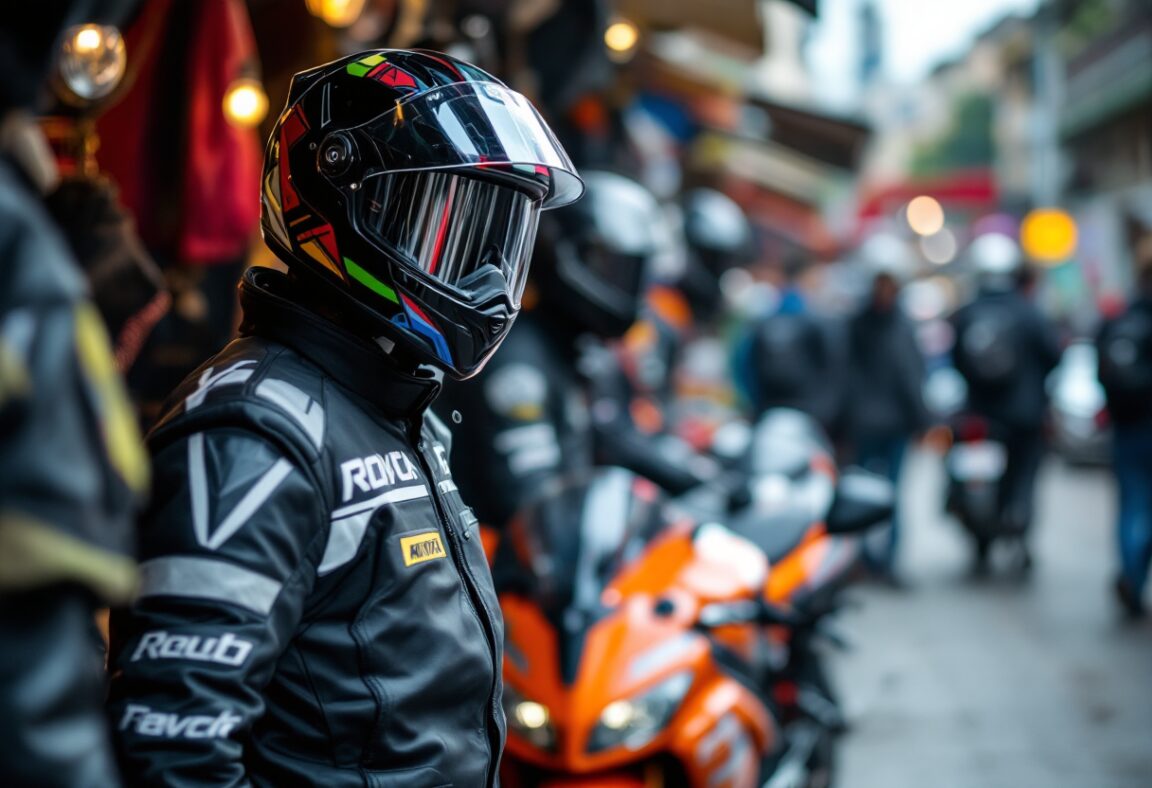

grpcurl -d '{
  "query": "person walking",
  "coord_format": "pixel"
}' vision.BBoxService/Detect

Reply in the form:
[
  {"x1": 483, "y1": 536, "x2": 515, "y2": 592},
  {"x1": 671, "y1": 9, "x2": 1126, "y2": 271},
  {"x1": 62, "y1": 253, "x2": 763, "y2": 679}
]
[
  {"x1": 1097, "y1": 263, "x2": 1152, "y2": 617},
  {"x1": 843, "y1": 250, "x2": 929, "y2": 585}
]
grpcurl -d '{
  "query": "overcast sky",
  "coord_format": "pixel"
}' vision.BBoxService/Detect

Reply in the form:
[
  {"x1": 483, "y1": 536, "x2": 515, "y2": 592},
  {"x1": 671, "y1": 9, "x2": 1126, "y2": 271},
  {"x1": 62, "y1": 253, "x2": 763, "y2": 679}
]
[{"x1": 805, "y1": 0, "x2": 1043, "y2": 107}]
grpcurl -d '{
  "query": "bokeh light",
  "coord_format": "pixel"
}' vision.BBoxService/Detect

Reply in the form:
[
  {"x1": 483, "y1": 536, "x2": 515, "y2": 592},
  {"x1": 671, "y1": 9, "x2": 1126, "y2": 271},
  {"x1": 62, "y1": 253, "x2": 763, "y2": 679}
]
[
  {"x1": 919, "y1": 227, "x2": 957, "y2": 265},
  {"x1": 906, "y1": 195, "x2": 946, "y2": 236},
  {"x1": 304, "y1": 0, "x2": 366, "y2": 28},
  {"x1": 58, "y1": 24, "x2": 126, "y2": 102},
  {"x1": 223, "y1": 79, "x2": 269, "y2": 128},
  {"x1": 1021, "y1": 208, "x2": 1078, "y2": 265},
  {"x1": 604, "y1": 19, "x2": 640, "y2": 58}
]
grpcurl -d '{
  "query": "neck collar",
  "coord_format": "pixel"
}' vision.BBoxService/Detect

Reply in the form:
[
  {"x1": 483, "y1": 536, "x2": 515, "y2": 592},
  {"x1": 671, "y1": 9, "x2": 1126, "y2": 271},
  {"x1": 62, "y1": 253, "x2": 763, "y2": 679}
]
[{"x1": 239, "y1": 267, "x2": 441, "y2": 418}]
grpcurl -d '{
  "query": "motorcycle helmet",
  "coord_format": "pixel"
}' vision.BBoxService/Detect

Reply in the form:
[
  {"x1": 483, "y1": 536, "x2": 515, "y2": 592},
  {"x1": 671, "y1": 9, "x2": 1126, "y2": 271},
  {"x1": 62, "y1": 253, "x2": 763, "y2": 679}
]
[
  {"x1": 679, "y1": 188, "x2": 753, "y2": 322},
  {"x1": 682, "y1": 188, "x2": 754, "y2": 273},
  {"x1": 260, "y1": 49, "x2": 582, "y2": 379},
  {"x1": 534, "y1": 170, "x2": 663, "y2": 339},
  {"x1": 968, "y1": 232, "x2": 1022, "y2": 293}
]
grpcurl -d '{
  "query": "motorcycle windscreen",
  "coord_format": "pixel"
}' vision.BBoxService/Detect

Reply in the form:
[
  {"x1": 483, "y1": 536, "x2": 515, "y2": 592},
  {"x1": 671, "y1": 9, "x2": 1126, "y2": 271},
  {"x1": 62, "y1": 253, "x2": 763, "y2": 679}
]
[
  {"x1": 356, "y1": 81, "x2": 584, "y2": 209},
  {"x1": 357, "y1": 171, "x2": 540, "y2": 305},
  {"x1": 503, "y1": 469, "x2": 666, "y2": 619}
]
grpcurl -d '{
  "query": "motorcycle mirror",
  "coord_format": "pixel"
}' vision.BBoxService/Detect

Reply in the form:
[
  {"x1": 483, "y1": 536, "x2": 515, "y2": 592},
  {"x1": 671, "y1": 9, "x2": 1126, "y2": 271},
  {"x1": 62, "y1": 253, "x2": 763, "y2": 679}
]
[{"x1": 825, "y1": 468, "x2": 895, "y2": 534}]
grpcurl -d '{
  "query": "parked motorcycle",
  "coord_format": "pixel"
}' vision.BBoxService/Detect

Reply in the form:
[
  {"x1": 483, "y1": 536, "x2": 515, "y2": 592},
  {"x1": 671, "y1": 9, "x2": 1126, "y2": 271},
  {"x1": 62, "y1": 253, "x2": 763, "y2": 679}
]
[{"x1": 494, "y1": 411, "x2": 892, "y2": 788}]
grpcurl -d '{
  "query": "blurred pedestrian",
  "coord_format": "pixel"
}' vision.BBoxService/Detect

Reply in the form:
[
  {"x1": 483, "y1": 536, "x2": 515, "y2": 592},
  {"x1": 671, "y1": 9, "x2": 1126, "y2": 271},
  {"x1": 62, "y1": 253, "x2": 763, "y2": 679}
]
[
  {"x1": 739, "y1": 252, "x2": 842, "y2": 433},
  {"x1": 843, "y1": 252, "x2": 929, "y2": 585},
  {"x1": 0, "y1": 3, "x2": 147, "y2": 784},
  {"x1": 1096, "y1": 262, "x2": 1152, "y2": 618},
  {"x1": 951, "y1": 234, "x2": 1061, "y2": 571}
]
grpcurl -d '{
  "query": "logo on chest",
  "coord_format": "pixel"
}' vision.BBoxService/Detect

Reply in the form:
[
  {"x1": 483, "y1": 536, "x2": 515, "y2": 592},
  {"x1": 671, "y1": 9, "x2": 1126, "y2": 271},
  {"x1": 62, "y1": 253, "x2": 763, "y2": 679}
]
[
  {"x1": 340, "y1": 451, "x2": 420, "y2": 502},
  {"x1": 400, "y1": 531, "x2": 447, "y2": 566}
]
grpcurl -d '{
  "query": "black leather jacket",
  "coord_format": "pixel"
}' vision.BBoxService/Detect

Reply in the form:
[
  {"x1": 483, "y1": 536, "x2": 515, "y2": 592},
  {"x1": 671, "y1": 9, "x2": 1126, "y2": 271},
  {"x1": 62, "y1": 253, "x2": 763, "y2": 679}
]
[{"x1": 107, "y1": 268, "x2": 505, "y2": 787}]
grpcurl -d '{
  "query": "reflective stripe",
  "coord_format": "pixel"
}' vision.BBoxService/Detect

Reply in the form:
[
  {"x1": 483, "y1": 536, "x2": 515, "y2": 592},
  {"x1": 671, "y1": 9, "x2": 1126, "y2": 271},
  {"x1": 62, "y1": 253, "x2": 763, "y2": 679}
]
[
  {"x1": 185, "y1": 362, "x2": 256, "y2": 411},
  {"x1": 438, "y1": 479, "x2": 458, "y2": 494},
  {"x1": 317, "y1": 509, "x2": 374, "y2": 576},
  {"x1": 255, "y1": 379, "x2": 325, "y2": 450},
  {"x1": 329, "y1": 484, "x2": 429, "y2": 519},
  {"x1": 206, "y1": 459, "x2": 295, "y2": 550},
  {"x1": 137, "y1": 557, "x2": 282, "y2": 615},
  {"x1": 189, "y1": 437, "x2": 295, "y2": 551},
  {"x1": 319, "y1": 485, "x2": 431, "y2": 575}
]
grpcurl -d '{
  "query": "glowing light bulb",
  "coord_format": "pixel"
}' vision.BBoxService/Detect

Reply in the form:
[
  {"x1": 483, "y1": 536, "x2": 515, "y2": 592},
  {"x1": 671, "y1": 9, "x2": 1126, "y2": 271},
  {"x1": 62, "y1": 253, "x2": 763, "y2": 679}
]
[
  {"x1": 74, "y1": 26, "x2": 103, "y2": 53},
  {"x1": 58, "y1": 24, "x2": 126, "y2": 103},
  {"x1": 305, "y1": 0, "x2": 366, "y2": 28},
  {"x1": 223, "y1": 79, "x2": 269, "y2": 128},
  {"x1": 604, "y1": 19, "x2": 640, "y2": 56}
]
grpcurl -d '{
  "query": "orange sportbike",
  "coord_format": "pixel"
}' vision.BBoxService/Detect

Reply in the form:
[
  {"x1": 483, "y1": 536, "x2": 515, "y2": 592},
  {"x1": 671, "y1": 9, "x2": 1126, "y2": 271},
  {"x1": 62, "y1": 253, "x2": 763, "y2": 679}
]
[{"x1": 492, "y1": 412, "x2": 893, "y2": 788}]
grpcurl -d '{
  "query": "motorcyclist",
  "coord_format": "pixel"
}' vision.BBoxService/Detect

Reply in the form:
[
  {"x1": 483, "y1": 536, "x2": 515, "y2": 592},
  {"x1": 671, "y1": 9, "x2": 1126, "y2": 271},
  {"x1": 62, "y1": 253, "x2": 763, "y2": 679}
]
[
  {"x1": 105, "y1": 50, "x2": 582, "y2": 785},
  {"x1": 438, "y1": 171, "x2": 719, "y2": 531},
  {"x1": 0, "y1": 3, "x2": 147, "y2": 784},
  {"x1": 951, "y1": 232, "x2": 1061, "y2": 571}
]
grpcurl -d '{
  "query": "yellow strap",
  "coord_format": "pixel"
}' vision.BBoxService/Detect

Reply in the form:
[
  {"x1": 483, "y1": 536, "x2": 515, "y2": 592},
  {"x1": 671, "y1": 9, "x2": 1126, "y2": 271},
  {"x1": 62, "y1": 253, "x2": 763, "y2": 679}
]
[{"x1": 0, "y1": 512, "x2": 138, "y2": 603}]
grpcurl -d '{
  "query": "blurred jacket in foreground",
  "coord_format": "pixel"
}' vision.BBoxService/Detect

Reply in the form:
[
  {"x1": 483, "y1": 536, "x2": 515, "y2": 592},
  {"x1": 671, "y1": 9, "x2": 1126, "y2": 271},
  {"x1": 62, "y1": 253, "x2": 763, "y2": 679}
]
[{"x1": 0, "y1": 3, "x2": 147, "y2": 784}]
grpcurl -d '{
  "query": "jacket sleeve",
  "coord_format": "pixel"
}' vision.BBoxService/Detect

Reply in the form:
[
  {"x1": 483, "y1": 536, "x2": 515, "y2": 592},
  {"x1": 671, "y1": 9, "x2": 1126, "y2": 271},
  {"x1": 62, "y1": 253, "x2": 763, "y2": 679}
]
[{"x1": 106, "y1": 426, "x2": 326, "y2": 787}]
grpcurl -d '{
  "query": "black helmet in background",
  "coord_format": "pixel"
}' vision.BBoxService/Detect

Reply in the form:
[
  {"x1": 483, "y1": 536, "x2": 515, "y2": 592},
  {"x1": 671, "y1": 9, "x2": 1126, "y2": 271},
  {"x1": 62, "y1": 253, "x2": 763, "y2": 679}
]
[
  {"x1": 260, "y1": 49, "x2": 582, "y2": 379},
  {"x1": 679, "y1": 187, "x2": 754, "y2": 322},
  {"x1": 533, "y1": 170, "x2": 663, "y2": 339}
]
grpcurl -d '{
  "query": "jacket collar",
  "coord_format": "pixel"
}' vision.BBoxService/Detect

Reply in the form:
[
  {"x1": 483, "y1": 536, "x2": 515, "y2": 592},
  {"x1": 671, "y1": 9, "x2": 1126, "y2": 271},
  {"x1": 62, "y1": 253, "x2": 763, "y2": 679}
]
[{"x1": 239, "y1": 267, "x2": 441, "y2": 418}]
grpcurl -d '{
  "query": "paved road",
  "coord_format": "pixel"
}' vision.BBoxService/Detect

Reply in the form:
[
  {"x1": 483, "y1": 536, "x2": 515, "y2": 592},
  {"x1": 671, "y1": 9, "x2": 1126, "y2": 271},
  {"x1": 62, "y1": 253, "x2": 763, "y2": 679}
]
[{"x1": 831, "y1": 449, "x2": 1152, "y2": 788}]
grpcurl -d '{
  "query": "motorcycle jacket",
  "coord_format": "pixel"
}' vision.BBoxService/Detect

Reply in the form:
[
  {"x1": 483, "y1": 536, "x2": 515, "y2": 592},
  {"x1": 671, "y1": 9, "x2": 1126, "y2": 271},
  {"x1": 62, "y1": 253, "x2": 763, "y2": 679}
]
[
  {"x1": 437, "y1": 311, "x2": 712, "y2": 530},
  {"x1": 107, "y1": 267, "x2": 505, "y2": 787},
  {"x1": 0, "y1": 146, "x2": 144, "y2": 787}
]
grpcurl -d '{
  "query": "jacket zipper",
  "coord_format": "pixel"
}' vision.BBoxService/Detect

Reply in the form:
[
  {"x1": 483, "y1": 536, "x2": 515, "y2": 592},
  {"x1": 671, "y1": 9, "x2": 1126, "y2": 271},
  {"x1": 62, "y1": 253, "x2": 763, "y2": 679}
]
[{"x1": 410, "y1": 422, "x2": 503, "y2": 787}]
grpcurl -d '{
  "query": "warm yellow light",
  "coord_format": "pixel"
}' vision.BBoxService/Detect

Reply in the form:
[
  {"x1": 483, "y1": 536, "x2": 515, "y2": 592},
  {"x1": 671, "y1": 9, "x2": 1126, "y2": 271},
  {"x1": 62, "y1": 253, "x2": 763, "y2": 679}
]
[
  {"x1": 906, "y1": 195, "x2": 946, "y2": 236},
  {"x1": 73, "y1": 25, "x2": 103, "y2": 53},
  {"x1": 1021, "y1": 208, "x2": 1078, "y2": 265},
  {"x1": 223, "y1": 79, "x2": 269, "y2": 128},
  {"x1": 514, "y1": 701, "x2": 550, "y2": 730},
  {"x1": 604, "y1": 20, "x2": 640, "y2": 54},
  {"x1": 304, "y1": 0, "x2": 366, "y2": 28}
]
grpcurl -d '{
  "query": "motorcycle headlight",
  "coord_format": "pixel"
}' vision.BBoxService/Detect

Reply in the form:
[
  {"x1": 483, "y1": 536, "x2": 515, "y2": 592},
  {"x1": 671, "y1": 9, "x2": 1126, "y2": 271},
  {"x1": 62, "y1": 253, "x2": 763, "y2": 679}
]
[
  {"x1": 586, "y1": 671, "x2": 693, "y2": 753},
  {"x1": 502, "y1": 684, "x2": 557, "y2": 752}
]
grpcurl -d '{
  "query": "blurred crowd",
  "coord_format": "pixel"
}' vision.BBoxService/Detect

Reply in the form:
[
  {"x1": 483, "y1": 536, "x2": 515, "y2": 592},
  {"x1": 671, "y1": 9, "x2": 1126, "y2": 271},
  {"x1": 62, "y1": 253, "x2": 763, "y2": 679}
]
[{"x1": 4, "y1": 0, "x2": 1152, "y2": 785}]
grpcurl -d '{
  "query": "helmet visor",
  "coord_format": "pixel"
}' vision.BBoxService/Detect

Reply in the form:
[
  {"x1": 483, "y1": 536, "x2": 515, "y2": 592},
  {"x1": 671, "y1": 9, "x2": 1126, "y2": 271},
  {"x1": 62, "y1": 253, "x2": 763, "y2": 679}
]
[
  {"x1": 357, "y1": 81, "x2": 583, "y2": 209},
  {"x1": 358, "y1": 170, "x2": 540, "y2": 305}
]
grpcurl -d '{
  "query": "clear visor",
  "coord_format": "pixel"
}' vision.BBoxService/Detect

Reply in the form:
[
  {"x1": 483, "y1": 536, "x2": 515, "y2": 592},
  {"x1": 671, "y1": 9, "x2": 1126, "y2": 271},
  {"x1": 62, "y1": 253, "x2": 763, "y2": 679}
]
[
  {"x1": 357, "y1": 81, "x2": 583, "y2": 209},
  {"x1": 358, "y1": 171, "x2": 540, "y2": 305}
]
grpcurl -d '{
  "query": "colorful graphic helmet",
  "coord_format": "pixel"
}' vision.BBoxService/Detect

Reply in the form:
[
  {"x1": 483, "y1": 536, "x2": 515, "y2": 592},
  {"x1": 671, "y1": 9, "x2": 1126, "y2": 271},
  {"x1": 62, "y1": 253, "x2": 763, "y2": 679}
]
[{"x1": 261, "y1": 49, "x2": 582, "y2": 378}]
